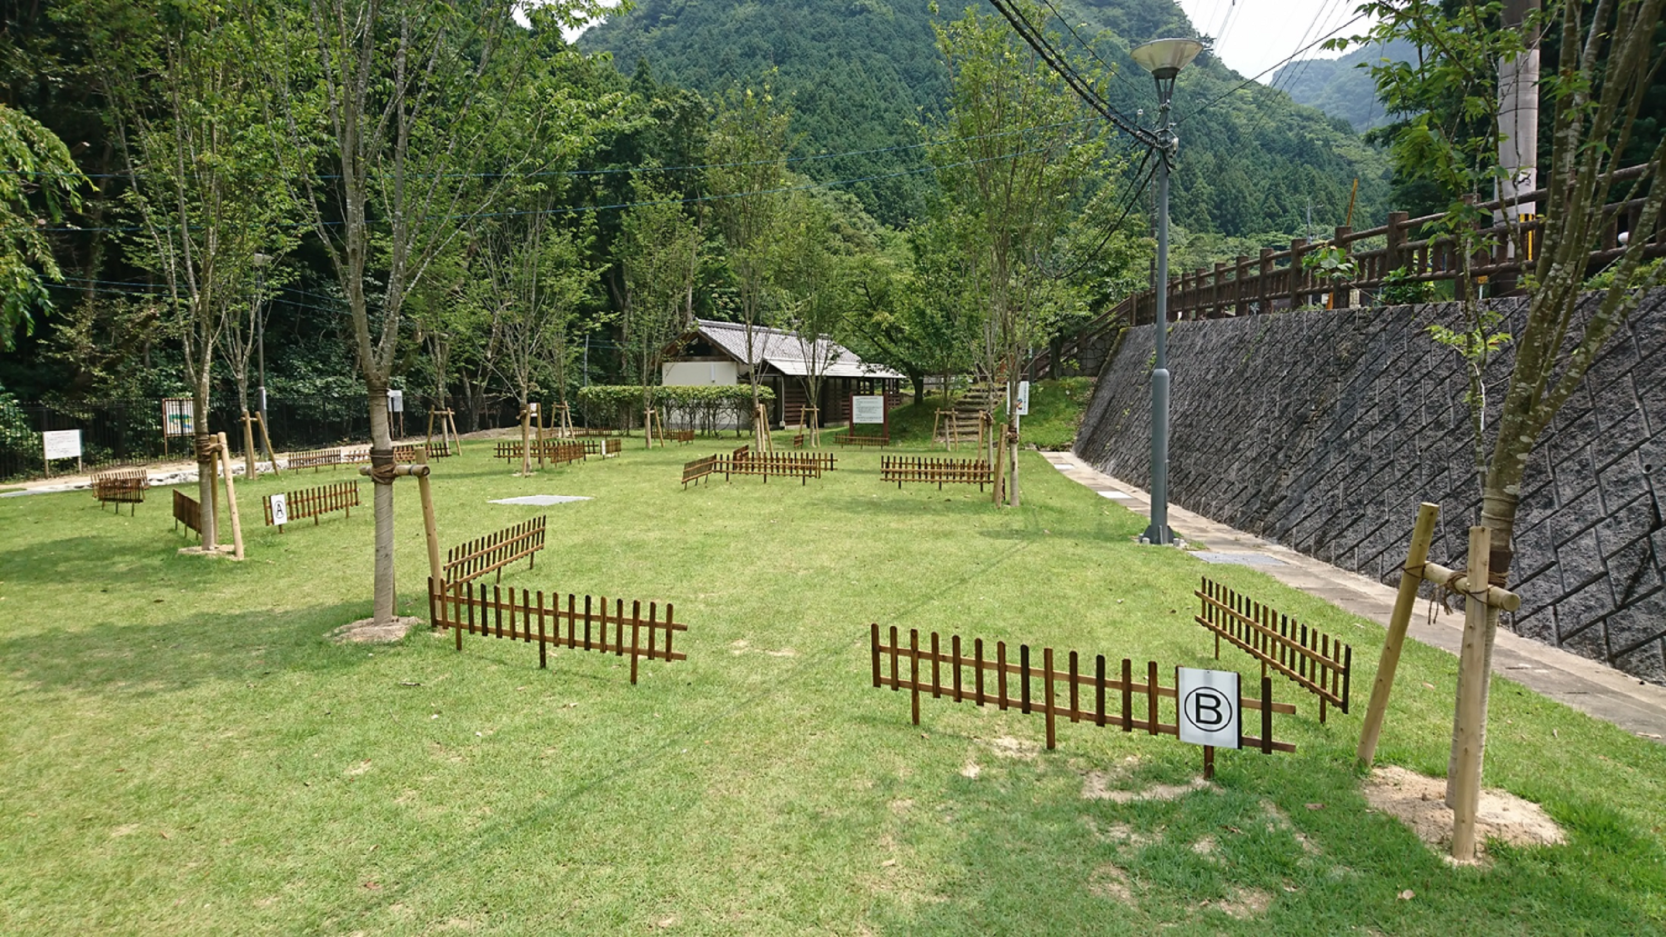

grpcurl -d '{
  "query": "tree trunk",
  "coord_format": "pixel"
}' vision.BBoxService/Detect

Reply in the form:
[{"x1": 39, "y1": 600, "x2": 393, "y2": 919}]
[
  {"x1": 194, "y1": 377, "x2": 218, "y2": 550},
  {"x1": 1006, "y1": 376, "x2": 1020, "y2": 508},
  {"x1": 237, "y1": 378, "x2": 257, "y2": 481},
  {"x1": 367, "y1": 386, "x2": 397, "y2": 625}
]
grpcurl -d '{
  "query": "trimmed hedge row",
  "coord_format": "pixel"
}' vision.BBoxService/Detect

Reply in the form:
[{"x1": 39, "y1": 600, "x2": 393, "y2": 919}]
[{"x1": 575, "y1": 385, "x2": 775, "y2": 434}]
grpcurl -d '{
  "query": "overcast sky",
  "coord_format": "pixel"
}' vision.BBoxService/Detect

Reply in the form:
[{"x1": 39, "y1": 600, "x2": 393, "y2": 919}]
[{"x1": 1173, "y1": 0, "x2": 1378, "y2": 82}]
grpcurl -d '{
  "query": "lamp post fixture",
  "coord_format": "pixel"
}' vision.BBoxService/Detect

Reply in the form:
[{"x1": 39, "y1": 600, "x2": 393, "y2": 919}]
[
  {"x1": 252, "y1": 252, "x2": 271, "y2": 427},
  {"x1": 1130, "y1": 37, "x2": 1203, "y2": 545}
]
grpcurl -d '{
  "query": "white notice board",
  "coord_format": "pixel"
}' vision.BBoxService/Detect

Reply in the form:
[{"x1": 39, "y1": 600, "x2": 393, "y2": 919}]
[
  {"x1": 1176, "y1": 667, "x2": 1241, "y2": 749},
  {"x1": 269, "y1": 493, "x2": 289, "y2": 526},
  {"x1": 42, "y1": 429, "x2": 82, "y2": 461},
  {"x1": 850, "y1": 395, "x2": 886, "y2": 425},
  {"x1": 387, "y1": 389, "x2": 404, "y2": 413},
  {"x1": 162, "y1": 398, "x2": 194, "y2": 437}
]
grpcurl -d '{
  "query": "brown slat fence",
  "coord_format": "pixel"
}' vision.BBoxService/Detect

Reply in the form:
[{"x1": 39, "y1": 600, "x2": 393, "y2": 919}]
[
  {"x1": 837, "y1": 430, "x2": 890, "y2": 448},
  {"x1": 880, "y1": 456, "x2": 993, "y2": 491},
  {"x1": 444, "y1": 516, "x2": 547, "y2": 585},
  {"x1": 582, "y1": 438, "x2": 624, "y2": 456},
  {"x1": 681, "y1": 451, "x2": 826, "y2": 486},
  {"x1": 262, "y1": 480, "x2": 360, "y2": 530},
  {"x1": 493, "y1": 439, "x2": 586, "y2": 466},
  {"x1": 869, "y1": 625, "x2": 1296, "y2": 754},
  {"x1": 92, "y1": 467, "x2": 147, "y2": 512},
  {"x1": 287, "y1": 448, "x2": 342, "y2": 471},
  {"x1": 428, "y1": 578, "x2": 686, "y2": 683},
  {"x1": 172, "y1": 489, "x2": 200, "y2": 537},
  {"x1": 1195, "y1": 577, "x2": 1352, "y2": 721}
]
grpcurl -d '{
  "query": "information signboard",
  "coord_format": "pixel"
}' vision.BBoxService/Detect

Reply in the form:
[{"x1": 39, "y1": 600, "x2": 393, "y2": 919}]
[
  {"x1": 387, "y1": 389, "x2": 404, "y2": 413},
  {"x1": 162, "y1": 398, "x2": 194, "y2": 437},
  {"x1": 43, "y1": 429, "x2": 82, "y2": 461},
  {"x1": 851, "y1": 395, "x2": 886, "y2": 425},
  {"x1": 1176, "y1": 667, "x2": 1241, "y2": 749},
  {"x1": 268, "y1": 493, "x2": 288, "y2": 527}
]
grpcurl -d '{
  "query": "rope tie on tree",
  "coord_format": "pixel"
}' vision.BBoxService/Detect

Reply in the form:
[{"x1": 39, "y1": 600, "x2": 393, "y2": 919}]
[
  {"x1": 194, "y1": 434, "x2": 220, "y2": 459},
  {"x1": 368, "y1": 447, "x2": 398, "y2": 485}
]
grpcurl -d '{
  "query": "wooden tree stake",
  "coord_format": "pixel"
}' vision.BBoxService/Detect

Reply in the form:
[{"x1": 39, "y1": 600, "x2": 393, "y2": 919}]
[
  {"x1": 1357, "y1": 502, "x2": 1440, "y2": 766},
  {"x1": 216, "y1": 432, "x2": 245, "y2": 560},
  {"x1": 256, "y1": 411, "x2": 280, "y2": 476},
  {"x1": 1450, "y1": 526, "x2": 1491, "y2": 862},
  {"x1": 415, "y1": 446, "x2": 443, "y2": 616}
]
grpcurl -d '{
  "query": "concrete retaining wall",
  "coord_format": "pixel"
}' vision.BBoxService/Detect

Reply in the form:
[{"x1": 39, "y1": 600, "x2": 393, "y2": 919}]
[{"x1": 1074, "y1": 291, "x2": 1666, "y2": 684}]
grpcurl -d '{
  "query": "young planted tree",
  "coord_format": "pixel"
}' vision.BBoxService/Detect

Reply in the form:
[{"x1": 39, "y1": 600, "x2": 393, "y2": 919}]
[
  {"x1": 707, "y1": 87, "x2": 790, "y2": 449},
  {"x1": 95, "y1": 2, "x2": 280, "y2": 552},
  {"x1": 773, "y1": 190, "x2": 845, "y2": 445},
  {"x1": 268, "y1": 0, "x2": 624, "y2": 624},
  {"x1": 931, "y1": 4, "x2": 1102, "y2": 505},
  {"x1": 619, "y1": 177, "x2": 700, "y2": 445},
  {"x1": 1342, "y1": 0, "x2": 1666, "y2": 788},
  {"x1": 219, "y1": 252, "x2": 289, "y2": 478}
]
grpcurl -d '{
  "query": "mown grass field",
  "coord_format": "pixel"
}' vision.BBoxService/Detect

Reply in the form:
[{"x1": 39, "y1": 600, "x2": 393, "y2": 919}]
[{"x1": 2, "y1": 437, "x2": 1663, "y2": 935}]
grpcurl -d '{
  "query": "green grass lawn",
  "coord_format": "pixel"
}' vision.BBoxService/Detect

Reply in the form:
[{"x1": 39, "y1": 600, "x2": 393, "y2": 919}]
[
  {"x1": 884, "y1": 378, "x2": 1092, "y2": 451},
  {"x1": 2, "y1": 437, "x2": 1662, "y2": 935}
]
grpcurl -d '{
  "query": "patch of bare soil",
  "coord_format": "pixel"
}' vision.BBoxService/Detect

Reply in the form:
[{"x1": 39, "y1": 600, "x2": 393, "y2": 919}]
[
  {"x1": 985, "y1": 735, "x2": 1040, "y2": 759},
  {"x1": 1087, "y1": 863, "x2": 1135, "y2": 903},
  {"x1": 1363, "y1": 766, "x2": 1565, "y2": 858},
  {"x1": 330, "y1": 615, "x2": 422, "y2": 644},
  {"x1": 1081, "y1": 772, "x2": 1211, "y2": 803},
  {"x1": 1203, "y1": 887, "x2": 1272, "y2": 919}
]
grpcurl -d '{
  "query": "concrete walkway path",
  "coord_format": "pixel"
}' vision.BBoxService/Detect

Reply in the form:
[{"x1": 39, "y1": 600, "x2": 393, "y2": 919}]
[{"x1": 1041, "y1": 451, "x2": 1666, "y2": 742}]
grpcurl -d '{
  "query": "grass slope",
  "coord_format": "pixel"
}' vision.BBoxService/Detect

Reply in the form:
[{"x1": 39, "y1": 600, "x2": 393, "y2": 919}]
[
  {"x1": 1, "y1": 438, "x2": 1662, "y2": 934},
  {"x1": 885, "y1": 379, "x2": 1093, "y2": 450}
]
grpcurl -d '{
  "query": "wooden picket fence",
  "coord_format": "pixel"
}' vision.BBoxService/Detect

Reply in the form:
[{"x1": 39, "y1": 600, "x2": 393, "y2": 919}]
[
  {"x1": 428, "y1": 578, "x2": 687, "y2": 683},
  {"x1": 92, "y1": 467, "x2": 147, "y2": 512},
  {"x1": 172, "y1": 489, "x2": 200, "y2": 537},
  {"x1": 263, "y1": 480, "x2": 360, "y2": 530},
  {"x1": 582, "y1": 438, "x2": 624, "y2": 457},
  {"x1": 837, "y1": 431, "x2": 890, "y2": 448},
  {"x1": 869, "y1": 625, "x2": 1296, "y2": 754},
  {"x1": 668, "y1": 430, "x2": 694, "y2": 445},
  {"x1": 493, "y1": 439, "x2": 586, "y2": 466},
  {"x1": 1195, "y1": 577, "x2": 1352, "y2": 722},
  {"x1": 426, "y1": 439, "x2": 457, "y2": 459},
  {"x1": 287, "y1": 448, "x2": 342, "y2": 471},
  {"x1": 681, "y1": 451, "x2": 826, "y2": 487},
  {"x1": 444, "y1": 516, "x2": 547, "y2": 585},
  {"x1": 880, "y1": 456, "x2": 993, "y2": 491}
]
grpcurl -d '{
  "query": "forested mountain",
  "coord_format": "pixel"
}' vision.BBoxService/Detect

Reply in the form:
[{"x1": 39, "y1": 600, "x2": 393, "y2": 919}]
[
  {"x1": 1272, "y1": 39, "x2": 1415, "y2": 132},
  {"x1": 580, "y1": 0, "x2": 1392, "y2": 235}
]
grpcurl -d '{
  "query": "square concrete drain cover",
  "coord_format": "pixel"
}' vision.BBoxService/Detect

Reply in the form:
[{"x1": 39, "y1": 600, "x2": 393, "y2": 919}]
[
  {"x1": 1096, "y1": 490, "x2": 1133, "y2": 499},
  {"x1": 489, "y1": 495, "x2": 591, "y2": 506},
  {"x1": 1192, "y1": 551, "x2": 1285, "y2": 567}
]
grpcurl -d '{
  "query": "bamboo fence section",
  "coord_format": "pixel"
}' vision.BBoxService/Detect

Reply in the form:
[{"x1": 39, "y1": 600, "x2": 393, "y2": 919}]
[
  {"x1": 680, "y1": 451, "x2": 828, "y2": 486},
  {"x1": 286, "y1": 448, "x2": 343, "y2": 471},
  {"x1": 869, "y1": 625, "x2": 1296, "y2": 755},
  {"x1": 92, "y1": 467, "x2": 147, "y2": 512},
  {"x1": 582, "y1": 438, "x2": 625, "y2": 456},
  {"x1": 880, "y1": 456, "x2": 993, "y2": 491},
  {"x1": 428, "y1": 578, "x2": 687, "y2": 683},
  {"x1": 670, "y1": 430, "x2": 695, "y2": 445},
  {"x1": 172, "y1": 489, "x2": 200, "y2": 537},
  {"x1": 444, "y1": 516, "x2": 547, "y2": 585},
  {"x1": 1195, "y1": 577, "x2": 1352, "y2": 722},
  {"x1": 262, "y1": 480, "x2": 360, "y2": 531},
  {"x1": 836, "y1": 430, "x2": 890, "y2": 448},
  {"x1": 493, "y1": 439, "x2": 586, "y2": 466}
]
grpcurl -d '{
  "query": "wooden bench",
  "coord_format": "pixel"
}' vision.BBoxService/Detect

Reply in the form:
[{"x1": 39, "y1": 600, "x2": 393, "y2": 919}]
[
  {"x1": 880, "y1": 456, "x2": 992, "y2": 491},
  {"x1": 444, "y1": 516, "x2": 547, "y2": 585},
  {"x1": 92, "y1": 467, "x2": 148, "y2": 513}
]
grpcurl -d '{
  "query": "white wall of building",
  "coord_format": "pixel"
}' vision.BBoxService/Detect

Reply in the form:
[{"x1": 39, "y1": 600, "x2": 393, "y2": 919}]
[{"x1": 662, "y1": 360, "x2": 738, "y2": 386}]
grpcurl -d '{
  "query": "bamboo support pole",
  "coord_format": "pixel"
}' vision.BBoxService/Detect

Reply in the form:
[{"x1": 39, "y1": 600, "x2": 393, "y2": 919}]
[
  {"x1": 240, "y1": 411, "x2": 259, "y2": 480},
  {"x1": 1357, "y1": 502, "x2": 1440, "y2": 766},
  {"x1": 1450, "y1": 526, "x2": 1493, "y2": 861},
  {"x1": 519, "y1": 406, "x2": 531, "y2": 476},
  {"x1": 256, "y1": 411, "x2": 280, "y2": 476},
  {"x1": 415, "y1": 447, "x2": 443, "y2": 617},
  {"x1": 216, "y1": 432, "x2": 245, "y2": 560}
]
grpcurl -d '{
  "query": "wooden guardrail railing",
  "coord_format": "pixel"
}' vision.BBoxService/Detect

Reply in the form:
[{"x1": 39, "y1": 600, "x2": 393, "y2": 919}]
[
  {"x1": 428, "y1": 578, "x2": 687, "y2": 683},
  {"x1": 1195, "y1": 577, "x2": 1352, "y2": 722},
  {"x1": 1034, "y1": 163, "x2": 1665, "y2": 376},
  {"x1": 444, "y1": 516, "x2": 547, "y2": 585},
  {"x1": 680, "y1": 451, "x2": 827, "y2": 487}
]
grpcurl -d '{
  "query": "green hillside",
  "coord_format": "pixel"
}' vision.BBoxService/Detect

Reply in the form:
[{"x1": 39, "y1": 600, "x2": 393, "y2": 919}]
[
  {"x1": 1272, "y1": 38, "x2": 1416, "y2": 132},
  {"x1": 580, "y1": 0, "x2": 1391, "y2": 235}
]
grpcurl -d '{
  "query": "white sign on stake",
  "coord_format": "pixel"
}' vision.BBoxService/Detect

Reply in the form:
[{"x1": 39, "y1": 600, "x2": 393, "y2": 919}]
[
  {"x1": 527, "y1": 401, "x2": 539, "y2": 418},
  {"x1": 1176, "y1": 667, "x2": 1241, "y2": 749},
  {"x1": 42, "y1": 429, "x2": 82, "y2": 461},
  {"x1": 268, "y1": 493, "x2": 288, "y2": 527},
  {"x1": 387, "y1": 389, "x2": 404, "y2": 413},
  {"x1": 851, "y1": 395, "x2": 885, "y2": 425}
]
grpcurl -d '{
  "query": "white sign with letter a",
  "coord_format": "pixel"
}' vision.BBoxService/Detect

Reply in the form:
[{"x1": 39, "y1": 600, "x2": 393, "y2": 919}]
[
  {"x1": 1177, "y1": 667, "x2": 1240, "y2": 749},
  {"x1": 268, "y1": 493, "x2": 288, "y2": 526}
]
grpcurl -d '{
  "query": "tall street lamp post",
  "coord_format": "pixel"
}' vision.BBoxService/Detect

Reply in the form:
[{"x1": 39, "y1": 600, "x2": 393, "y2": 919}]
[{"x1": 1130, "y1": 37, "x2": 1203, "y2": 546}]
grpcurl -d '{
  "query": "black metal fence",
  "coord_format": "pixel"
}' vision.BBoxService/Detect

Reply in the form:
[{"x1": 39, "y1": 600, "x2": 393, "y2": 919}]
[{"x1": 0, "y1": 395, "x2": 525, "y2": 481}]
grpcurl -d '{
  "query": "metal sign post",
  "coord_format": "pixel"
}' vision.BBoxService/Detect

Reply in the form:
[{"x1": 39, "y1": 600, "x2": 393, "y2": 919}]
[{"x1": 1177, "y1": 666, "x2": 1241, "y2": 779}]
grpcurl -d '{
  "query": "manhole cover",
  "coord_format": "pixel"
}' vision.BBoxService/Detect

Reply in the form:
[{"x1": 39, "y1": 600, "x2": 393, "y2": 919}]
[{"x1": 1191, "y1": 551, "x2": 1284, "y2": 567}]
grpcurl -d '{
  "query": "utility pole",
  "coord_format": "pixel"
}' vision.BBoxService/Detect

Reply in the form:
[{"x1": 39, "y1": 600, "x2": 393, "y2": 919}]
[{"x1": 1496, "y1": 0, "x2": 1540, "y2": 293}]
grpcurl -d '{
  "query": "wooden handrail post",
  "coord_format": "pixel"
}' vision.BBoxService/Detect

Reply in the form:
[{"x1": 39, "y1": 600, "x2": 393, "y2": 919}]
[
  {"x1": 1213, "y1": 262, "x2": 1227, "y2": 317},
  {"x1": 1257, "y1": 248, "x2": 1274, "y2": 313},
  {"x1": 1332, "y1": 225, "x2": 1353, "y2": 309},
  {"x1": 1357, "y1": 503, "x2": 1440, "y2": 766},
  {"x1": 1289, "y1": 238, "x2": 1308, "y2": 310},
  {"x1": 1234, "y1": 255, "x2": 1250, "y2": 316},
  {"x1": 1385, "y1": 211, "x2": 1409, "y2": 275}
]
